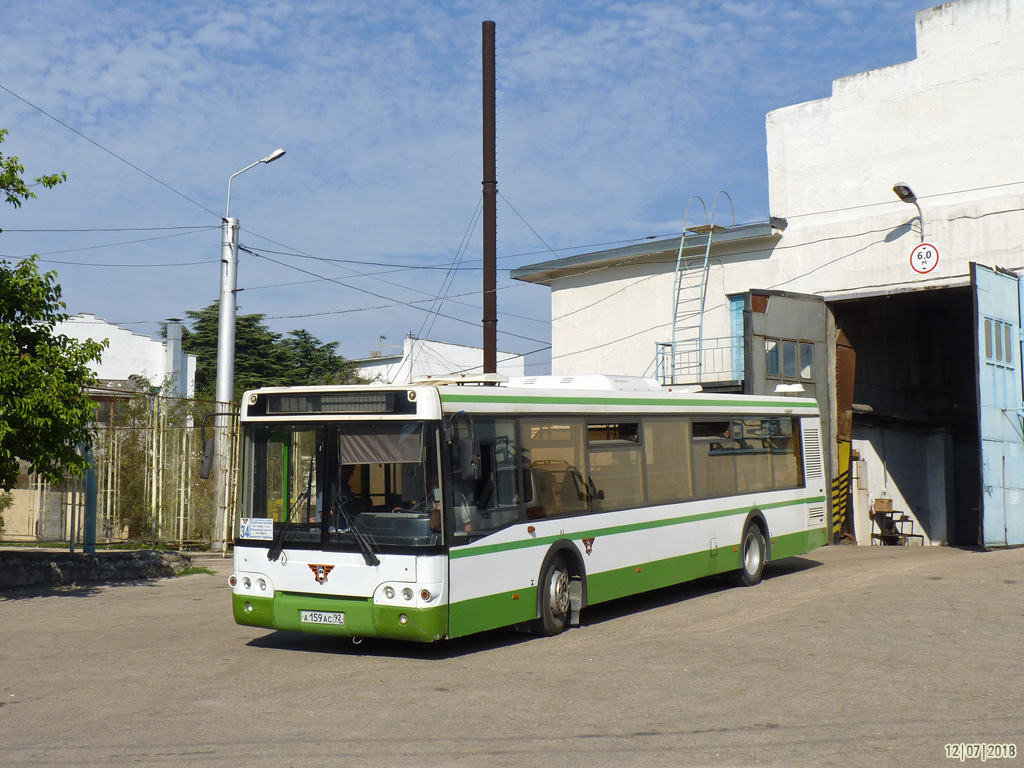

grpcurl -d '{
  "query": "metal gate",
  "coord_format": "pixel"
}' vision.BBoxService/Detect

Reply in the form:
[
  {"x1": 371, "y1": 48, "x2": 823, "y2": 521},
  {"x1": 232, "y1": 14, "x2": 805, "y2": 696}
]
[{"x1": 972, "y1": 263, "x2": 1024, "y2": 547}]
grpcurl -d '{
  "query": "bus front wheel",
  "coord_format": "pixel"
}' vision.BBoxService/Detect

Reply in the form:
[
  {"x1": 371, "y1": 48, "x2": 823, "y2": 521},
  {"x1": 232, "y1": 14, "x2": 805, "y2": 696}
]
[
  {"x1": 532, "y1": 556, "x2": 571, "y2": 636},
  {"x1": 728, "y1": 524, "x2": 766, "y2": 587}
]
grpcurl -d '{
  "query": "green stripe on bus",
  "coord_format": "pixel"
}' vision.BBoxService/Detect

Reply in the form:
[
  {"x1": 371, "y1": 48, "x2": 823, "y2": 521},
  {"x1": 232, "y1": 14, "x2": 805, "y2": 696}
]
[
  {"x1": 448, "y1": 586, "x2": 539, "y2": 638},
  {"x1": 772, "y1": 526, "x2": 829, "y2": 558},
  {"x1": 585, "y1": 548, "x2": 724, "y2": 604},
  {"x1": 447, "y1": 528, "x2": 825, "y2": 637},
  {"x1": 586, "y1": 528, "x2": 823, "y2": 603},
  {"x1": 449, "y1": 496, "x2": 827, "y2": 560},
  {"x1": 437, "y1": 392, "x2": 817, "y2": 409}
]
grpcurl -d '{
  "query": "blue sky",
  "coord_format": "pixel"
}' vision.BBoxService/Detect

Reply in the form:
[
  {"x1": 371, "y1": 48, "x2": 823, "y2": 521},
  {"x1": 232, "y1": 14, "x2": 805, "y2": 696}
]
[{"x1": 0, "y1": 0, "x2": 923, "y2": 373}]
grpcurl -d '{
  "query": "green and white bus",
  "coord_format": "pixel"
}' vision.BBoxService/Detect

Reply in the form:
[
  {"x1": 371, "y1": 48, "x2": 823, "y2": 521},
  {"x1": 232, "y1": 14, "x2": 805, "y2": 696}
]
[{"x1": 230, "y1": 374, "x2": 828, "y2": 642}]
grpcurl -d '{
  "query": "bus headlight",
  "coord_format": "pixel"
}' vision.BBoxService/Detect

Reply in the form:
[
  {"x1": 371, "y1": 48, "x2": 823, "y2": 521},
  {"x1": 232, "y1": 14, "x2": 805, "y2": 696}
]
[
  {"x1": 257, "y1": 578, "x2": 267, "y2": 592},
  {"x1": 384, "y1": 586, "x2": 395, "y2": 599},
  {"x1": 420, "y1": 588, "x2": 433, "y2": 602},
  {"x1": 402, "y1": 588, "x2": 413, "y2": 601},
  {"x1": 243, "y1": 577, "x2": 252, "y2": 590}
]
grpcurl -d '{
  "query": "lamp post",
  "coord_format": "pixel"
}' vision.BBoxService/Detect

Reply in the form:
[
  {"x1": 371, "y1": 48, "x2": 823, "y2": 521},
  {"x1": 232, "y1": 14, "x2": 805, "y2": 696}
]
[
  {"x1": 893, "y1": 182, "x2": 924, "y2": 243},
  {"x1": 212, "y1": 148, "x2": 285, "y2": 553}
]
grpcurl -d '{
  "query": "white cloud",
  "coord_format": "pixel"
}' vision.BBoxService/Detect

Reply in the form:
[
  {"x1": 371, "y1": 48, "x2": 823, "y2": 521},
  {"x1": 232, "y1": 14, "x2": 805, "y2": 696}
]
[{"x1": 0, "y1": 0, "x2": 922, "y2": 368}]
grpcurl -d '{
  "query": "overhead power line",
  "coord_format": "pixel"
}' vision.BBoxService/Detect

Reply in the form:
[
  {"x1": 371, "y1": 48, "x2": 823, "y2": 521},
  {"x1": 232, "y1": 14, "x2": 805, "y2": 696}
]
[
  {"x1": 2, "y1": 227, "x2": 218, "y2": 262},
  {"x1": 240, "y1": 244, "x2": 548, "y2": 345},
  {"x1": 0, "y1": 82, "x2": 220, "y2": 218},
  {"x1": 2, "y1": 226, "x2": 214, "y2": 233}
]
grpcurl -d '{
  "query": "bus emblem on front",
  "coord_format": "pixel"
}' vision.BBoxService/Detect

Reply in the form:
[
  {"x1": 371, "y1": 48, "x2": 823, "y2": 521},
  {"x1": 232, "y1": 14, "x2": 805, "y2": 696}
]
[{"x1": 308, "y1": 564, "x2": 335, "y2": 584}]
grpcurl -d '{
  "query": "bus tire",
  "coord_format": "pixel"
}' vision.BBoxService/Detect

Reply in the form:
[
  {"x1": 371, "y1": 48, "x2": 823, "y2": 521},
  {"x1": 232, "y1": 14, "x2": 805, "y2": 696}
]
[
  {"x1": 728, "y1": 523, "x2": 766, "y2": 587},
  {"x1": 532, "y1": 555, "x2": 571, "y2": 636}
]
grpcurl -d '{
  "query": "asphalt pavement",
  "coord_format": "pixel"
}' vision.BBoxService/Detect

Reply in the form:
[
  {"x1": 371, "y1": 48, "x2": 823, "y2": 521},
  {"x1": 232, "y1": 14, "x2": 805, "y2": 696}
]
[{"x1": 1, "y1": 544, "x2": 1021, "y2": 767}]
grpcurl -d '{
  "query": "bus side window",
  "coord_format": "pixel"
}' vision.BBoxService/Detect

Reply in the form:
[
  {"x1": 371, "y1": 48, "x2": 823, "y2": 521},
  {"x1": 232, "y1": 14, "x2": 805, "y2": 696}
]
[
  {"x1": 469, "y1": 419, "x2": 521, "y2": 532},
  {"x1": 451, "y1": 418, "x2": 522, "y2": 534},
  {"x1": 692, "y1": 420, "x2": 738, "y2": 499},
  {"x1": 643, "y1": 418, "x2": 693, "y2": 504},
  {"x1": 449, "y1": 429, "x2": 477, "y2": 532},
  {"x1": 520, "y1": 418, "x2": 587, "y2": 519},
  {"x1": 525, "y1": 467, "x2": 557, "y2": 519}
]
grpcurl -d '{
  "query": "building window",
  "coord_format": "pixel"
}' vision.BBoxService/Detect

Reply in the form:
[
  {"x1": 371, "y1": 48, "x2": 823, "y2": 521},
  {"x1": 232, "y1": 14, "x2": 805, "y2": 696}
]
[
  {"x1": 799, "y1": 343, "x2": 814, "y2": 379},
  {"x1": 782, "y1": 341, "x2": 797, "y2": 378},
  {"x1": 985, "y1": 318, "x2": 1015, "y2": 367},
  {"x1": 766, "y1": 339, "x2": 780, "y2": 376},
  {"x1": 766, "y1": 338, "x2": 814, "y2": 380}
]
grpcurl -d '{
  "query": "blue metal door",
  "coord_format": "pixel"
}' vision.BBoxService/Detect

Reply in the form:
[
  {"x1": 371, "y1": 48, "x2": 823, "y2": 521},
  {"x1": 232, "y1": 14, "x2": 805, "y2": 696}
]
[{"x1": 972, "y1": 263, "x2": 1024, "y2": 547}]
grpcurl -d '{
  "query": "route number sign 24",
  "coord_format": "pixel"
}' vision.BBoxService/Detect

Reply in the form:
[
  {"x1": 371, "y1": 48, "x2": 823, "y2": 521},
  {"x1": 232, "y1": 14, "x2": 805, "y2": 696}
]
[{"x1": 910, "y1": 242, "x2": 939, "y2": 274}]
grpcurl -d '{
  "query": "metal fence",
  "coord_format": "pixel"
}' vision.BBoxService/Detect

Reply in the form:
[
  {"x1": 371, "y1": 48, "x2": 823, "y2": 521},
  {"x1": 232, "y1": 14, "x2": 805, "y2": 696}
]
[{"x1": 1, "y1": 394, "x2": 239, "y2": 549}]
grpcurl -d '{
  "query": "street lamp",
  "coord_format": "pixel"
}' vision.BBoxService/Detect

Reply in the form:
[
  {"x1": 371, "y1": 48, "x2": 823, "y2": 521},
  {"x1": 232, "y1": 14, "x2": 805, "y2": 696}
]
[
  {"x1": 212, "y1": 148, "x2": 286, "y2": 553},
  {"x1": 893, "y1": 182, "x2": 924, "y2": 243}
]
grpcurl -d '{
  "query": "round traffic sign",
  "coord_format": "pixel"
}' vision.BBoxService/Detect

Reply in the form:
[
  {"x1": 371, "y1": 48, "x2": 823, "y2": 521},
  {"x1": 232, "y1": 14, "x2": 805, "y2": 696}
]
[{"x1": 910, "y1": 242, "x2": 939, "y2": 274}]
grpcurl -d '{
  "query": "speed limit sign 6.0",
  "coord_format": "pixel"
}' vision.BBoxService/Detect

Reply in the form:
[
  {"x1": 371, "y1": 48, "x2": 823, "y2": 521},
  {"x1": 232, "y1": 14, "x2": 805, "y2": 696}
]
[{"x1": 910, "y1": 242, "x2": 939, "y2": 274}]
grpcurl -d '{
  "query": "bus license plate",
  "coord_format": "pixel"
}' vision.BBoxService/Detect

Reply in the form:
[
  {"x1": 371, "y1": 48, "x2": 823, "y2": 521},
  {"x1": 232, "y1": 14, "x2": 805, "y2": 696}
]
[{"x1": 300, "y1": 610, "x2": 345, "y2": 625}]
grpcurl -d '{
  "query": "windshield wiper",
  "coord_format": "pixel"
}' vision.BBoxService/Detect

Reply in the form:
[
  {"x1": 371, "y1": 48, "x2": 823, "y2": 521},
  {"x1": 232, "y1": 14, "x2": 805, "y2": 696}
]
[
  {"x1": 268, "y1": 459, "x2": 315, "y2": 562},
  {"x1": 334, "y1": 491, "x2": 380, "y2": 567},
  {"x1": 267, "y1": 489, "x2": 309, "y2": 562}
]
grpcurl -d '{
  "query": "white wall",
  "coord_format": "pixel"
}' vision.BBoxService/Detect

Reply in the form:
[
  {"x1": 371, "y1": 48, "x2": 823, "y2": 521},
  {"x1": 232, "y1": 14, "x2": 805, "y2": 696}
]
[
  {"x1": 851, "y1": 425, "x2": 954, "y2": 545},
  {"x1": 746, "y1": 0, "x2": 1024, "y2": 545},
  {"x1": 55, "y1": 314, "x2": 196, "y2": 396},
  {"x1": 551, "y1": 261, "x2": 674, "y2": 376},
  {"x1": 755, "y1": 0, "x2": 1024, "y2": 300},
  {"x1": 545, "y1": 228, "x2": 779, "y2": 377}
]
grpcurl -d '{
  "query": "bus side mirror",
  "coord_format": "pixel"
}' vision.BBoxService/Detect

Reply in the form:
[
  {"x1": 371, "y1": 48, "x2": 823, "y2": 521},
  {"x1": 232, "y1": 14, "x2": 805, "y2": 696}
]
[
  {"x1": 200, "y1": 437, "x2": 214, "y2": 480},
  {"x1": 198, "y1": 412, "x2": 219, "y2": 480},
  {"x1": 458, "y1": 437, "x2": 480, "y2": 481}
]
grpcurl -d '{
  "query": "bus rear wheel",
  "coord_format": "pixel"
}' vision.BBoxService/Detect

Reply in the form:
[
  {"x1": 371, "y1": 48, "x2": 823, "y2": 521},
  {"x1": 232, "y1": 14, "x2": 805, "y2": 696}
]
[
  {"x1": 729, "y1": 524, "x2": 766, "y2": 587},
  {"x1": 532, "y1": 556, "x2": 571, "y2": 636}
]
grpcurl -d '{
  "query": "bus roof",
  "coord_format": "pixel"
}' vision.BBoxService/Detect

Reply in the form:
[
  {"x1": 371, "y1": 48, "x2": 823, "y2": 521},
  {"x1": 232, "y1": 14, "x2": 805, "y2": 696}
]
[{"x1": 240, "y1": 376, "x2": 819, "y2": 420}]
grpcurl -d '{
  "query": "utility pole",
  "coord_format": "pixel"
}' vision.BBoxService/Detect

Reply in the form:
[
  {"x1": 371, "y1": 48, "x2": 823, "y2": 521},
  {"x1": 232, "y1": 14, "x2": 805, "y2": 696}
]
[
  {"x1": 482, "y1": 20, "x2": 497, "y2": 374},
  {"x1": 211, "y1": 149, "x2": 285, "y2": 553}
]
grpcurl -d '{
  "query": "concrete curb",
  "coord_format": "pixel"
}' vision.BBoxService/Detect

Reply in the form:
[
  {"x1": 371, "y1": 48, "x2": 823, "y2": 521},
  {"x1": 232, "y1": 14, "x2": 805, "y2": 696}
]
[{"x1": 0, "y1": 550, "x2": 193, "y2": 590}]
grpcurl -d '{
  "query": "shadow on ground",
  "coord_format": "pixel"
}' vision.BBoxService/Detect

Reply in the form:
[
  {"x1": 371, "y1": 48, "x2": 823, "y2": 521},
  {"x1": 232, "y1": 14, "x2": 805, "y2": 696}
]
[{"x1": 242, "y1": 555, "x2": 823, "y2": 659}]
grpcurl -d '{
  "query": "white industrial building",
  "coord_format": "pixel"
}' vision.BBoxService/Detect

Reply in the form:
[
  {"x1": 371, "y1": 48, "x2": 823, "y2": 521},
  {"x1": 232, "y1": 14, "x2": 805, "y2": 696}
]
[
  {"x1": 354, "y1": 334, "x2": 525, "y2": 385},
  {"x1": 55, "y1": 314, "x2": 196, "y2": 398},
  {"x1": 514, "y1": 0, "x2": 1024, "y2": 548}
]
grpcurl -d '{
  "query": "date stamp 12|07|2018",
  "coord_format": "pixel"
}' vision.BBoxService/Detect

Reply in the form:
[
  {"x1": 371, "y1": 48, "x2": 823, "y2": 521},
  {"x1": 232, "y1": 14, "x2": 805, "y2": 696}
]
[{"x1": 945, "y1": 744, "x2": 1017, "y2": 763}]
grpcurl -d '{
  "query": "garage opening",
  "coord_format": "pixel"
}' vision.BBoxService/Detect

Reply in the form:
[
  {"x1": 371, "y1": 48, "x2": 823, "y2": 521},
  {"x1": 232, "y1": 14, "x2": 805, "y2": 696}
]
[{"x1": 830, "y1": 287, "x2": 980, "y2": 546}]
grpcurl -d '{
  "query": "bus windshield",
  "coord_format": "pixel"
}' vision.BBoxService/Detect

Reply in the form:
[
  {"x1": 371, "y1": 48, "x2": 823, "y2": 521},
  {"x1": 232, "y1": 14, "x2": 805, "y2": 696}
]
[{"x1": 241, "y1": 421, "x2": 442, "y2": 552}]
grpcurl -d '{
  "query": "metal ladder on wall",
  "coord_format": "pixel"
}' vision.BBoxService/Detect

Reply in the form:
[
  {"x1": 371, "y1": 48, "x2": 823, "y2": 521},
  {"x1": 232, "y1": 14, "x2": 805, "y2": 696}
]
[{"x1": 664, "y1": 192, "x2": 736, "y2": 384}]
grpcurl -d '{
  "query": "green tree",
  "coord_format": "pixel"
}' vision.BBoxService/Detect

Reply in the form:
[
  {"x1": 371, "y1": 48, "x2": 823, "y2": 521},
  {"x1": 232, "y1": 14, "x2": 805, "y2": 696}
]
[
  {"x1": 181, "y1": 302, "x2": 356, "y2": 402},
  {"x1": 0, "y1": 130, "x2": 105, "y2": 490},
  {"x1": 282, "y1": 328, "x2": 358, "y2": 385},
  {"x1": 0, "y1": 128, "x2": 66, "y2": 221},
  {"x1": 0, "y1": 259, "x2": 106, "y2": 489}
]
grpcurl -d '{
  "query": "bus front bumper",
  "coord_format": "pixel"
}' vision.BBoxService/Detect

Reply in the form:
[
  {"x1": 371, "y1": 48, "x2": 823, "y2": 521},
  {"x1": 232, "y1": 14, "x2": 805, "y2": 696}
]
[{"x1": 233, "y1": 592, "x2": 448, "y2": 643}]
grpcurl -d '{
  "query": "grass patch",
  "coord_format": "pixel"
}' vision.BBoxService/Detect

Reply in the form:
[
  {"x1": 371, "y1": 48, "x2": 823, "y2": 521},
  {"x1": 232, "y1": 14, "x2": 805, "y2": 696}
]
[{"x1": 176, "y1": 566, "x2": 217, "y2": 577}]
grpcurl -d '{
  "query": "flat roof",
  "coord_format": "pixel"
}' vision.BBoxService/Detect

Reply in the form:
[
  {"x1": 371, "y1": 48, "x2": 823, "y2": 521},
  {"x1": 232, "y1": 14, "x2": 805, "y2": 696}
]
[{"x1": 510, "y1": 221, "x2": 782, "y2": 285}]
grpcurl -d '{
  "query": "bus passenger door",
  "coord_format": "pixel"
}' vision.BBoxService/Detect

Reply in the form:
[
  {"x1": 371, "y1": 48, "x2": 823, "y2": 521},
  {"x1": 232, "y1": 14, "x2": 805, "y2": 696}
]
[{"x1": 446, "y1": 418, "x2": 537, "y2": 638}]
